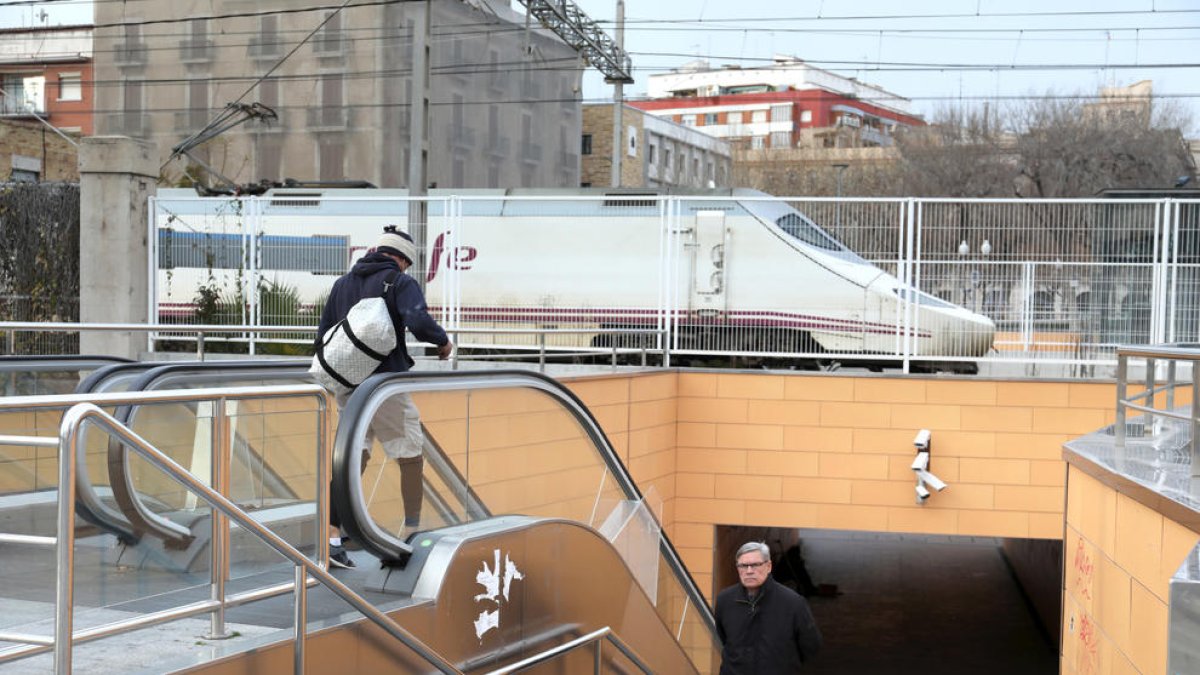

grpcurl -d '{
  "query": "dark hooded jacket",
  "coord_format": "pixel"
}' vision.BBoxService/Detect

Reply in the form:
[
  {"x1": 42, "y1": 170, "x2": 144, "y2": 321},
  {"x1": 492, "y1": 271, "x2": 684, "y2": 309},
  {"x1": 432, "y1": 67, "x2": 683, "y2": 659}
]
[
  {"x1": 316, "y1": 251, "x2": 448, "y2": 375},
  {"x1": 715, "y1": 577, "x2": 822, "y2": 674}
]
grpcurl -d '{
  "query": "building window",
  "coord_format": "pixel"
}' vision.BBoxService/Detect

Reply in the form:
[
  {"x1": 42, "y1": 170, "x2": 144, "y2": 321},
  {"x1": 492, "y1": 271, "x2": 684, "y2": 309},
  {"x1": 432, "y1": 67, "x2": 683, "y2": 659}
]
[
  {"x1": 751, "y1": 110, "x2": 767, "y2": 123},
  {"x1": 664, "y1": 148, "x2": 672, "y2": 172},
  {"x1": 728, "y1": 111, "x2": 742, "y2": 124},
  {"x1": 770, "y1": 104, "x2": 792, "y2": 122},
  {"x1": 11, "y1": 168, "x2": 38, "y2": 183},
  {"x1": 648, "y1": 144, "x2": 656, "y2": 164},
  {"x1": 319, "y1": 138, "x2": 344, "y2": 181},
  {"x1": 704, "y1": 113, "x2": 718, "y2": 125},
  {"x1": 681, "y1": 114, "x2": 696, "y2": 126},
  {"x1": 799, "y1": 109, "x2": 812, "y2": 123},
  {"x1": 58, "y1": 73, "x2": 82, "y2": 101},
  {"x1": 580, "y1": 181, "x2": 591, "y2": 187},
  {"x1": 750, "y1": 136, "x2": 765, "y2": 150},
  {"x1": 581, "y1": 133, "x2": 592, "y2": 155},
  {"x1": 771, "y1": 131, "x2": 791, "y2": 148}
]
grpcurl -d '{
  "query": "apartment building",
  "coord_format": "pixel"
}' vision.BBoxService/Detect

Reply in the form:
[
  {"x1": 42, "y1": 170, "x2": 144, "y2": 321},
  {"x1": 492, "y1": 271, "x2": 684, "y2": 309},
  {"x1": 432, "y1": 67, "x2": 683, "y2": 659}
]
[
  {"x1": 0, "y1": 24, "x2": 94, "y2": 135},
  {"x1": 93, "y1": 0, "x2": 584, "y2": 189},
  {"x1": 631, "y1": 55, "x2": 923, "y2": 151},
  {"x1": 581, "y1": 104, "x2": 732, "y2": 189}
]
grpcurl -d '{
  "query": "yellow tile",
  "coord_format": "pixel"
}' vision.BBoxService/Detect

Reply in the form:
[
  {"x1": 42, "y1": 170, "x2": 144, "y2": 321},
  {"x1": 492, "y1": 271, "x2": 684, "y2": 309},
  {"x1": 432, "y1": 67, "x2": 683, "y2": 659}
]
[
  {"x1": 630, "y1": 372, "x2": 676, "y2": 402},
  {"x1": 961, "y1": 406, "x2": 1033, "y2": 432},
  {"x1": 994, "y1": 485, "x2": 1064, "y2": 513},
  {"x1": 629, "y1": 451, "x2": 674, "y2": 483},
  {"x1": 1029, "y1": 512, "x2": 1065, "y2": 539},
  {"x1": 628, "y1": 424, "x2": 674, "y2": 458},
  {"x1": 1030, "y1": 460, "x2": 1067, "y2": 486},
  {"x1": 629, "y1": 399, "x2": 676, "y2": 430},
  {"x1": 888, "y1": 403, "x2": 962, "y2": 430},
  {"x1": 996, "y1": 382, "x2": 1069, "y2": 407},
  {"x1": 1068, "y1": 382, "x2": 1117, "y2": 409},
  {"x1": 678, "y1": 546, "x2": 715, "y2": 575},
  {"x1": 746, "y1": 450, "x2": 819, "y2": 477},
  {"x1": 677, "y1": 423, "x2": 716, "y2": 447},
  {"x1": 783, "y1": 426, "x2": 853, "y2": 453},
  {"x1": 784, "y1": 375, "x2": 855, "y2": 401},
  {"x1": 1094, "y1": 553, "x2": 1131, "y2": 656},
  {"x1": 588, "y1": 403, "x2": 629, "y2": 435},
  {"x1": 815, "y1": 503, "x2": 889, "y2": 531},
  {"x1": 779, "y1": 477, "x2": 853, "y2": 504},
  {"x1": 715, "y1": 423, "x2": 784, "y2": 450},
  {"x1": 1068, "y1": 467, "x2": 1117, "y2": 553},
  {"x1": 1128, "y1": 581, "x2": 1167, "y2": 675},
  {"x1": 887, "y1": 506, "x2": 958, "y2": 534},
  {"x1": 674, "y1": 473, "x2": 714, "y2": 500},
  {"x1": 934, "y1": 483, "x2": 995, "y2": 511},
  {"x1": 817, "y1": 454, "x2": 889, "y2": 480},
  {"x1": 1114, "y1": 494, "x2": 1163, "y2": 600},
  {"x1": 678, "y1": 373, "x2": 718, "y2": 398},
  {"x1": 994, "y1": 432, "x2": 1069, "y2": 460},
  {"x1": 564, "y1": 377, "x2": 629, "y2": 407},
  {"x1": 854, "y1": 377, "x2": 926, "y2": 403},
  {"x1": 849, "y1": 480, "x2": 916, "y2": 507},
  {"x1": 820, "y1": 402, "x2": 891, "y2": 428},
  {"x1": 677, "y1": 397, "x2": 749, "y2": 424},
  {"x1": 676, "y1": 447, "x2": 747, "y2": 474},
  {"x1": 958, "y1": 458, "x2": 1031, "y2": 485},
  {"x1": 926, "y1": 380, "x2": 997, "y2": 405},
  {"x1": 747, "y1": 399, "x2": 820, "y2": 426},
  {"x1": 743, "y1": 500, "x2": 820, "y2": 527},
  {"x1": 852, "y1": 428, "x2": 920, "y2": 454},
  {"x1": 1160, "y1": 518, "x2": 1200, "y2": 596},
  {"x1": 957, "y1": 510, "x2": 1029, "y2": 537},
  {"x1": 674, "y1": 497, "x2": 745, "y2": 525},
  {"x1": 929, "y1": 431, "x2": 996, "y2": 458},
  {"x1": 1064, "y1": 527, "x2": 1096, "y2": 615},
  {"x1": 1031, "y1": 408, "x2": 1107, "y2": 435},
  {"x1": 716, "y1": 373, "x2": 786, "y2": 400},
  {"x1": 715, "y1": 475, "x2": 783, "y2": 501},
  {"x1": 671, "y1": 523, "x2": 715, "y2": 549}
]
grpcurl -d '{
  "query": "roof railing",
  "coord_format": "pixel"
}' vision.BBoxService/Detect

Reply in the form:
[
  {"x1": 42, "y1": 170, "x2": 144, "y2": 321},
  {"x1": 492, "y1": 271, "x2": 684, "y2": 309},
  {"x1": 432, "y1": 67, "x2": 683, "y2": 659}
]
[{"x1": 1115, "y1": 345, "x2": 1200, "y2": 476}]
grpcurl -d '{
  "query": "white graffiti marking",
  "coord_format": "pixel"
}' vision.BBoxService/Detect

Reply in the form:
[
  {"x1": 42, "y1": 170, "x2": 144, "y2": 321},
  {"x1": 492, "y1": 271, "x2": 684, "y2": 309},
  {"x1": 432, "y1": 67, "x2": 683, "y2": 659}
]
[{"x1": 473, "y1": 548, "x2": 524, "y2": 640}]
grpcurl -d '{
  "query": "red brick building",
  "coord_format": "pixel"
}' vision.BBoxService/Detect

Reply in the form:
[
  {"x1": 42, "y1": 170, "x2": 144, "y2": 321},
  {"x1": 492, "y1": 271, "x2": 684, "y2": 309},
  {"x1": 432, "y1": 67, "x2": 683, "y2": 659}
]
[{"x1": 0, "y1": 25, "x2": 94, "y2": 136}]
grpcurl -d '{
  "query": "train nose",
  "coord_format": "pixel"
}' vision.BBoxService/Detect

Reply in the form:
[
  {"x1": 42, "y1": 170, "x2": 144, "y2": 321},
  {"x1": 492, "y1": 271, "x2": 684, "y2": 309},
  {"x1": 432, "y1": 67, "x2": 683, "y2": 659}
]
[{"x1": 944, "y1": 311, "x2": 995, "y2": 357}]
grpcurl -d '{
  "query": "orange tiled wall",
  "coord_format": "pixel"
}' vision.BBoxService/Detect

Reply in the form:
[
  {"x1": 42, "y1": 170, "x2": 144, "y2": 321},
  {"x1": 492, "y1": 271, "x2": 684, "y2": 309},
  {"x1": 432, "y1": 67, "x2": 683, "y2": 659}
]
[
  {"x1": 564, "y1": 371, "x2": 1125, "y2": 599},
  {"x1": 1062, "y1": 466, "x2": 1199, "y2": 674}
]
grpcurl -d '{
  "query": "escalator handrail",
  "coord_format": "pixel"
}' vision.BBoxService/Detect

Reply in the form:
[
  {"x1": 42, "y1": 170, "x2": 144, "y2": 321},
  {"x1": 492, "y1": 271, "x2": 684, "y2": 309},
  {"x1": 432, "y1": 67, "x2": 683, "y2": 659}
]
[
  {"x1": 333, "y1": 370, "x2": 719, "y2": 636},
  {"x1": 104, "y1": 360, "x2": 313, "y2": 547},
  {"x1": 0, "y1": 355, "x2": 133, "y2": 371},
  {"x1": 483, "y1": 626, "x2": 653, "y2": 675}
]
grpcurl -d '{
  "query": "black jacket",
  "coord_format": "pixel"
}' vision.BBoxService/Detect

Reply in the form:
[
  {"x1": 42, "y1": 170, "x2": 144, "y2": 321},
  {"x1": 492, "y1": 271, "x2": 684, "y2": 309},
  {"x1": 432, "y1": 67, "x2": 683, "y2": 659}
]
[
  {"x1": 315, "y1": 252, "x2": 448, "y2": 375},
  {"x1": 715, "y1": 577, "x2": 822, "y2": 674}
]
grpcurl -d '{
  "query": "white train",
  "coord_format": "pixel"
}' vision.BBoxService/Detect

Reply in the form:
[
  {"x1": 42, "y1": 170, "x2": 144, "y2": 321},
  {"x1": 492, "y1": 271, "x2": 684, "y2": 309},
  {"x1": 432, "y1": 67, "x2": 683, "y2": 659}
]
[{"x1": 154, "y1": 187, "x2": 995, "y2": 366}]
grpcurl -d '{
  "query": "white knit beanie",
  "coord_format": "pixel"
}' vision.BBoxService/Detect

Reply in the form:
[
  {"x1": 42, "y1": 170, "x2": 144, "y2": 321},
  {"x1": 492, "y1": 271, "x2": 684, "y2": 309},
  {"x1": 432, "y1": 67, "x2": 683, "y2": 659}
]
[{"x1": 376, "y1": 225, "x2": 417, "y2": 265}]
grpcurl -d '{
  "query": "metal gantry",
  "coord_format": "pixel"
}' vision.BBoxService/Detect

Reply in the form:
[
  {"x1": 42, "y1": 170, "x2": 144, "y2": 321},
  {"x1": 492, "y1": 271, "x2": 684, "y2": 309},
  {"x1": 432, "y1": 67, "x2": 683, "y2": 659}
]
[{"x1": 514, "y1": 0, "x2": 634, "y2": 83}]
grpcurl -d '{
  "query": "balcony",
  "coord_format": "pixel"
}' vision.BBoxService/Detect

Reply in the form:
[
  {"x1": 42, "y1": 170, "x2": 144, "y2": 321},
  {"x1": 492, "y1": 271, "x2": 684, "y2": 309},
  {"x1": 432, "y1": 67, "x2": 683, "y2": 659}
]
[
  {"x1": 113, "y1": 42, "x2": 148, "y2": 67},
  {"x1": 0, "y1": 96, "x2": 45, "y2": 118},
  {"x1": 178, "y1": 38, "x2": 214, "y2": 64},
  {"x1": 486, "y1": 136, "x2": 510, "y2": 158},
  {"x1": 519, "y1": 144, "x2": 543, "y2": 163},
  {"x1": 312, "y1": 34, "x2": 347, "y2": 58},
  {"x1": 247, "y1": 37, "x2": 282, "y2": 61},
  {"x1": 450, "y1": 126, "x2": 476, "y2": 149},
  {"x1": 173, "y1": 110, "x2": 211, "y2": 132},
  {"x1": 307, "y1": 107, "x2": 350, "y2": 131},
  {"x1": 108, "y1": 113, "x2": 149, "y2": 136}
]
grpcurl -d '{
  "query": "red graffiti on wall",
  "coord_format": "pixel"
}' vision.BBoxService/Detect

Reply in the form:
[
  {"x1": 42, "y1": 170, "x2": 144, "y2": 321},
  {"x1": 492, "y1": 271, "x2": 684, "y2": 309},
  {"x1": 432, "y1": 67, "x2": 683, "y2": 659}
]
[
  {"x1": 1078, "y1": 614, "x2": 1099, "y2": 675},
  {"x1": 1073, "y1": 539, "x2": 1094, "y2": 601}
]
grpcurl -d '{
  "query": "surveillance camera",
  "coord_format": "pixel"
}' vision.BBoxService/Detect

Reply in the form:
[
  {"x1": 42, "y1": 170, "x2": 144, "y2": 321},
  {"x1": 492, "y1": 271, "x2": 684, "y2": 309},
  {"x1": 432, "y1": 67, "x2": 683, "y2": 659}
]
[
  {"x1": 911, "y1": 451, "x2": 930, "y2": 472},
  {"x1": 915, "y1": 484, "x2": 931, "y2": 501},
  {"x1": 913, "y1": 429, "x2": 931, "y2": 450},
  {"x1": 916, "y1": 470, "x2": 947, "y2": 492}
]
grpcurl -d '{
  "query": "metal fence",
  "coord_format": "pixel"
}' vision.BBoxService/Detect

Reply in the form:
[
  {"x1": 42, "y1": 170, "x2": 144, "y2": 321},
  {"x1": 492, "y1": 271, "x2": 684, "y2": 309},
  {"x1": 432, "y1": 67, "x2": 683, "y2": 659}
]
[{"x1": 144, "y1": 192, "x2": 1200, "y2": 372}]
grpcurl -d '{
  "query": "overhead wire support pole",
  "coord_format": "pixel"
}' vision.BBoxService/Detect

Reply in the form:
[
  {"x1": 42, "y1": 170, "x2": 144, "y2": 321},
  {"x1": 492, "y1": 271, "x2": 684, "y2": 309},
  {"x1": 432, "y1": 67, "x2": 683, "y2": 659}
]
[
  {"x1": 512, "y1": 0, "x2": 634, "y2": 85},
  {"x1": 610, "y1": 0, "x2": 624, "y2": 188},
  {"x1": 408, "y1": 0, "x2": 432, "y2": 290}
]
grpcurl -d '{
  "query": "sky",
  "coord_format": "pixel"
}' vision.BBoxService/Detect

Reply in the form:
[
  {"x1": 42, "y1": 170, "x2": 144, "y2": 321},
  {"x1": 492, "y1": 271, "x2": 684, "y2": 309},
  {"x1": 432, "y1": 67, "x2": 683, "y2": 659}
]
[{"x1": 3, "y1": 0, "x2": 1199, "y2": 129}]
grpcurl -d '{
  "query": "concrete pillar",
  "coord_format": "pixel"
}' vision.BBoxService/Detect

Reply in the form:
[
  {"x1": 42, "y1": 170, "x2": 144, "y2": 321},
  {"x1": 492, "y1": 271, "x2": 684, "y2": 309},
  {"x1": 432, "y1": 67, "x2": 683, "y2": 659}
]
[{"x1": 78, "y1": 136, "x2": 157, "y2": 359}]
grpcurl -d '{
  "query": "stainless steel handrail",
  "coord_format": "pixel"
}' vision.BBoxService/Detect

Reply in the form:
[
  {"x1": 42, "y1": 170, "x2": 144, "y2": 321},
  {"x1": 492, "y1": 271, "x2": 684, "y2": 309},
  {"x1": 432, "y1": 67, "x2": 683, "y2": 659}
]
[
  {"x1": 482, "y1": 626, "x2": 653, "y2": 675},
  {"x1": 50, "y1": 403, "x2": 459, "y2": 675},
  {"x1": 1115, "y1": 345, "x2": 1200, "y2": 476}
]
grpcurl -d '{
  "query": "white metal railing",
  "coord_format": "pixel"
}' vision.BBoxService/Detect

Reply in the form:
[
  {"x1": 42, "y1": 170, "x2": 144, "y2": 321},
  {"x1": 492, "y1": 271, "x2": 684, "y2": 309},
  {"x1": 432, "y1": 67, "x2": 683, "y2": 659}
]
[
  {"x1": 127, "y1": 193, "x2": 1200, "y2": 371},
  {"x1": 0, "y1": 385, "x2": 458, "y2": 674},
  {"x1": 482, "y1": 626, "x2": 653, "y2": 675},
  {"x1": 1114, "y1": 345, "x2": 1200, "y2": 475}
]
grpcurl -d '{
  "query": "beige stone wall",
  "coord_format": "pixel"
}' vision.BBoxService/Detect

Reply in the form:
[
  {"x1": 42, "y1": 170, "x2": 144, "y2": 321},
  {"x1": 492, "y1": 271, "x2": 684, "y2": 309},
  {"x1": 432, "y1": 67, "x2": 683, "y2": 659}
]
[
  {"x1": 581, "y1": 105, "x2": 644, "y2": 188},
  {"x1": 1062, "y1": 466, "x2": 1199, "y2": 674}
]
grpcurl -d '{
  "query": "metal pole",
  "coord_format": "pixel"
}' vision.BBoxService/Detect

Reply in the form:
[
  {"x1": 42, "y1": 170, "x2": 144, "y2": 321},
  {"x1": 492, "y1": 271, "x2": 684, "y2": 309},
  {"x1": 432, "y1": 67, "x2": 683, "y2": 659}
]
[
  {"x1": 610, "y1": 0, "x2": 625, "y2": 187},
  {"x1": 1146, "y1": 357, "x2": 1157, "y2": 416},
  {"x1": 594, "y1": 639, "x2": 602, "y2": 673},
  {"x1": 611, "y1": 343, "x2": 618, "y2": 370},
  {"x1": 54, "y1": 419, "x2": 79, "y2": 675},
  {"x1": 294, "y1": 565, "x2": 307, "y2": 674},
  {"x1": 316, "y1": 390, "x2": 331, "y2": 570},
  {"x1": 539, "y1": 333, "x2": 546, "y2": 372},
  {"x1": 1116, "y1": 353, "x2": 1128, "y2": 451},
  {"x1": 197, "y1": 332, "x2": 206, "y2": 360},
  {"x1": 1192, "y1": 372, "x2": 1200, "y2": 477},
  {"x1": 207, "y1": 397, "x2": 231, "y2": 639},
  {"x1": 407, "y1": 0, "x2": 432, "y2": 289}
]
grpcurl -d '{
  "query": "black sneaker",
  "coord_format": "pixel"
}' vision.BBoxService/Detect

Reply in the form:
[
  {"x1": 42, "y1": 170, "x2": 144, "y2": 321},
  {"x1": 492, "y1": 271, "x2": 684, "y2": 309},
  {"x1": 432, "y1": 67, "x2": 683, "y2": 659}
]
[{"x1": 329, "y1": 544, "x2": 356, "y2": 569}]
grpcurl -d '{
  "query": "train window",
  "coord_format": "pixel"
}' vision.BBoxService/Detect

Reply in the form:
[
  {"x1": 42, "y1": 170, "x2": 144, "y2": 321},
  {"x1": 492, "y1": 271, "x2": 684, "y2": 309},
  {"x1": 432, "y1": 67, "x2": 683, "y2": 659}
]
[
  {"x1": 775, "y1": 213, "x2": 842, "y2": 251},
  {"x1": 893, "y1": 288, "x2": 957, "y2": 309}
]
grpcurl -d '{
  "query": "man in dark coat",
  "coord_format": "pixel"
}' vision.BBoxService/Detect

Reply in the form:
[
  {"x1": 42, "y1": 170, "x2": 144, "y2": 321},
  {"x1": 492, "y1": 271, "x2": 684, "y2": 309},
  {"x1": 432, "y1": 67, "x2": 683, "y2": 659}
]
[
  {"x1": 715, "y1": 541, "x2": 822, "y2": 673},
  {"x1": 316, "y1": 225, "x2": 452, "y2": 568}
]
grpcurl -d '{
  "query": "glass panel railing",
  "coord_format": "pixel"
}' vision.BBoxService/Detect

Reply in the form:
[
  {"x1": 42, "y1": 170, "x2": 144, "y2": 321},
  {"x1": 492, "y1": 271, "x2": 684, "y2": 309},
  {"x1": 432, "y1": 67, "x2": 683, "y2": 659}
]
[{"x1": 336, "y1": 370, "x2": 721, "y2": 672}]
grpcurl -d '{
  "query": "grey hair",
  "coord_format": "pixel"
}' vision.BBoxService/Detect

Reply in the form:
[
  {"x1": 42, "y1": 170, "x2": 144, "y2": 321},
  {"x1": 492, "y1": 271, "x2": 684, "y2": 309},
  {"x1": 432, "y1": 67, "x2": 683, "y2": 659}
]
[{"x1": 735, "y1": 541, "x2": 770, "y2": 563}]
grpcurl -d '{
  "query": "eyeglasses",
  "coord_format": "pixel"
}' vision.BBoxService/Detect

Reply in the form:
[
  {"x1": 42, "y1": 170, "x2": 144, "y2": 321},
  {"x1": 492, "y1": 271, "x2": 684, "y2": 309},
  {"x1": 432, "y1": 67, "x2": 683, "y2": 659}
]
[{"x1": 736, "y1": 561, "x2": 768, "y2": 570}]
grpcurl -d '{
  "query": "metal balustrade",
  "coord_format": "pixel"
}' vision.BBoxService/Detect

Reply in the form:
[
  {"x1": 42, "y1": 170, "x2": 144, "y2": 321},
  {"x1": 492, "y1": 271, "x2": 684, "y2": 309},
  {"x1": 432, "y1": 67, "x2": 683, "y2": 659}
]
[{"x1": 1114, "y1": 344, "x2": 1200, "y2": 475}]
